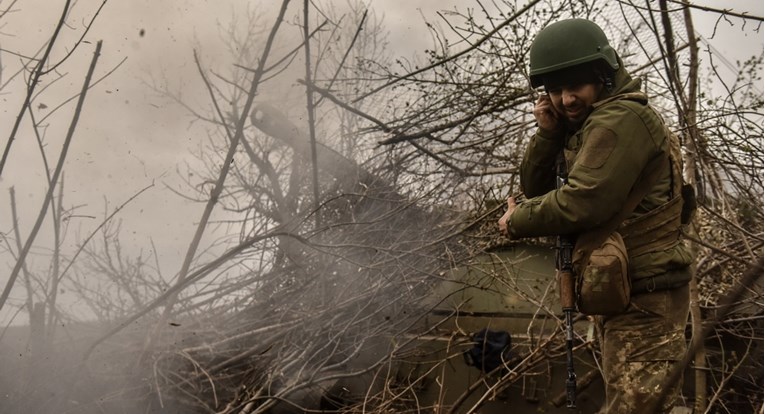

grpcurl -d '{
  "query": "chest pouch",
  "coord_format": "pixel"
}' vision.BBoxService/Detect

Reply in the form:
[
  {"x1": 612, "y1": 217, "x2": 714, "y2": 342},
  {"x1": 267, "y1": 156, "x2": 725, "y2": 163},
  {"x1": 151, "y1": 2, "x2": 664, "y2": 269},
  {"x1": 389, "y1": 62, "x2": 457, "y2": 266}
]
[{"x1": 572, "y1": 231, "x2": 631, "y2": 315}]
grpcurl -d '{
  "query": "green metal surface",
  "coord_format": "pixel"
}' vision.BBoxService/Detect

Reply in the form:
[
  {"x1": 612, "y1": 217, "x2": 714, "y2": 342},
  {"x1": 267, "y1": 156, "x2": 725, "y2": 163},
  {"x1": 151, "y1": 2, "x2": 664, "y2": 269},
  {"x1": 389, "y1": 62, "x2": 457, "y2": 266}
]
[{"x1": 398, "y1": 244, "x2": 605, "y2": 413}]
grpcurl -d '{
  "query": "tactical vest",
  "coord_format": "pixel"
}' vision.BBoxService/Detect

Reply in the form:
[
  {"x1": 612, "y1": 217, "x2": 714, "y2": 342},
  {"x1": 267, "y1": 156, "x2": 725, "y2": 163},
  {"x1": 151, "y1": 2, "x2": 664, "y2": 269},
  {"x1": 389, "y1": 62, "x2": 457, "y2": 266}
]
[{"x1": 565, "y1": 93, "x2": 695, "y2": 293}]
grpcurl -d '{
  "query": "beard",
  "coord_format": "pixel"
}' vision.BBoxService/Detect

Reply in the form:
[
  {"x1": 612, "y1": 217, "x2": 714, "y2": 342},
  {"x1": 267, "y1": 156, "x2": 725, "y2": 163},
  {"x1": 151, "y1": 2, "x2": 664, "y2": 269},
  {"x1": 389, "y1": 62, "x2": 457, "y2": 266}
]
[{"x1": 563, "y1": 106, "x2": 592, "y2": 129}]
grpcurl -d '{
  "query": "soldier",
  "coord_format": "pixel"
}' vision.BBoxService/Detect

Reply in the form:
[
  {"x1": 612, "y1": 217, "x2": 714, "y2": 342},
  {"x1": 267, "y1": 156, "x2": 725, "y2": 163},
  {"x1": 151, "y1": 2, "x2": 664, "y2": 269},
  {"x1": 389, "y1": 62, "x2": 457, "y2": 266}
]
[{"x1": 498, "y1": 19, "x2": 694, "y2": 413}]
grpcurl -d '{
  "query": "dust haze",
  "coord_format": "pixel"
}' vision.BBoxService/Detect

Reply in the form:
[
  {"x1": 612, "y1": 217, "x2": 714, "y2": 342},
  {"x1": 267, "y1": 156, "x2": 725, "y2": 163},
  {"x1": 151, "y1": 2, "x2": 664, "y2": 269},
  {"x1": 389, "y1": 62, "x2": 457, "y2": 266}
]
[{"x1": 0, "y1": 0, "x2": 761, "y2": 413}]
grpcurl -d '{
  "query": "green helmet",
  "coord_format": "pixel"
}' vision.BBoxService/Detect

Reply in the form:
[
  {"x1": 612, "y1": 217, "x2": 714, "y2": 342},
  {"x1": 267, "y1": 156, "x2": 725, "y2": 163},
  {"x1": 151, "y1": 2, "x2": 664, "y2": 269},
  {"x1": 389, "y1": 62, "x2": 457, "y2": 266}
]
[{"x1": 529, "y1": 19, "x2": 619, "y2": 88}]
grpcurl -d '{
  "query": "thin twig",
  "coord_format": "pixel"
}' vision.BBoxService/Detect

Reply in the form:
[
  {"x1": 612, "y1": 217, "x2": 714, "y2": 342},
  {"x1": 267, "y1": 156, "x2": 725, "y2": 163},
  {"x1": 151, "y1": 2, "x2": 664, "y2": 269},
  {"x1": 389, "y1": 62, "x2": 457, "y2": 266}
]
[
  {"x1": 350, "y1": 0, "x2": 543, "y2": 103},
  {"x1": 54, "y1": 183, "x2": 155, "y2": 287},
  {"x1": 0, "y1": 40, "x2": 102, "y2": 313},
  {"x1": 8, "y1": 187, "x2": 36, "y2": 319},
  {"x1": 161, "y1": 0, "x2": 292, "y2": 317},
  {"x1": 303, "y1": 0, "x2": 321, "y2": 229},
  {"x1": 0, "y1": 0, "x2": 72, "y2": 177},
  {"x1": 43, "y1": 0, "x2": 110, "y2": 75},
  {"x1": 314, "y1": 9, "x2": 368, "y2": 107},
  {"x1": 666, "y1": 0, "x2": 763, "y2": 22},
  {"x1": 82, "y1": 227, "x2": 291, "y2": 361}
]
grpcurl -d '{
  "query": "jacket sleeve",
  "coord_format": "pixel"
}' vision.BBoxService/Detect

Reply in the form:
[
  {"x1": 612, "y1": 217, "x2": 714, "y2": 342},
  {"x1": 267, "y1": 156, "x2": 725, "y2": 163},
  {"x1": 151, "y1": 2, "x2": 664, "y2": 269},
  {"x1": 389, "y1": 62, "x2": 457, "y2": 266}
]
[
  {"x1": 509, "y1": 102, "x2": 665, "y2": 238},
  {"x1": 520, "y1": 128, "x2": 565, "y2": 198}
]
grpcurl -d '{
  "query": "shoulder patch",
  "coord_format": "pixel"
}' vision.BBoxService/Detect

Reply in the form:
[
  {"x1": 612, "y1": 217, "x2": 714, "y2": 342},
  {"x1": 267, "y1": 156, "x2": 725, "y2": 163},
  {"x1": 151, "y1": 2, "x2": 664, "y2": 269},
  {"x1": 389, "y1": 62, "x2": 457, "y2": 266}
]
[{"x1": 579, "y1": 127, "x2": 617, "y2": 169}]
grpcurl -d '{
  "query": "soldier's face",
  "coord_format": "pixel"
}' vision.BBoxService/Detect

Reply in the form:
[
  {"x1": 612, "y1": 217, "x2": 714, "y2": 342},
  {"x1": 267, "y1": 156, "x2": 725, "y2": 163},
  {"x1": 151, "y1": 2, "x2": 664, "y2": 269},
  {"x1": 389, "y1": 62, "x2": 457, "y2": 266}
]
[{"x1": 546, "y1": 82, "x2": 603, "y2": 126}]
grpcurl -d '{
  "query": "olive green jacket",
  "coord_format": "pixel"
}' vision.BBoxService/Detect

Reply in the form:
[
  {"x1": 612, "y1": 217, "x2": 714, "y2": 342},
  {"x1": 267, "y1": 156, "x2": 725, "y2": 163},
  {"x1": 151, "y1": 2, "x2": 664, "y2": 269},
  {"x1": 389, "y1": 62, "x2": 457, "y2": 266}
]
[{"x1": 509, "y1": 63, "x2": 693, "y2": 282}]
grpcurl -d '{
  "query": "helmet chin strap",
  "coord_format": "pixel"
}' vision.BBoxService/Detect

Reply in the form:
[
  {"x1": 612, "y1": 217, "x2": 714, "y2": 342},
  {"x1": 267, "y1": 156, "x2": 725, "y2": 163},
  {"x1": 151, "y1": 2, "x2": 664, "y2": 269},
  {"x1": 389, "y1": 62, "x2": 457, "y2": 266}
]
[
  {"x1": 594, "y1": 74, "x2": 615, "y2": 102},
  {"x1": 603, "y1": 74, "x2": 615, "y2": 93}
]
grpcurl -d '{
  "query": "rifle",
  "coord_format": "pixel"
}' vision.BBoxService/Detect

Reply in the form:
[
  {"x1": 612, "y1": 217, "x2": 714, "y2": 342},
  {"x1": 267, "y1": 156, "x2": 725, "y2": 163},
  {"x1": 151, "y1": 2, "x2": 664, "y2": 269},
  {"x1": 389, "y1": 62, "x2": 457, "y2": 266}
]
[{"x1": 555, "y1": 153, "x2": 577, "y2": 409}]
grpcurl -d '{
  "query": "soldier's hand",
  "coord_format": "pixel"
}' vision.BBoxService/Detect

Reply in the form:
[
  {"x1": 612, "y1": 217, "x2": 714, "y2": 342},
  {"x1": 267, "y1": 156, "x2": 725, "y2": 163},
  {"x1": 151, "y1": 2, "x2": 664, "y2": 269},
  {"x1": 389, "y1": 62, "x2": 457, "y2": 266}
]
[
  {"x1": 534, "y1": 94, "x2": 562, "y2": 133},
  {"x1": 498, "y1": 196, "x2": 517, "y2": 238}
]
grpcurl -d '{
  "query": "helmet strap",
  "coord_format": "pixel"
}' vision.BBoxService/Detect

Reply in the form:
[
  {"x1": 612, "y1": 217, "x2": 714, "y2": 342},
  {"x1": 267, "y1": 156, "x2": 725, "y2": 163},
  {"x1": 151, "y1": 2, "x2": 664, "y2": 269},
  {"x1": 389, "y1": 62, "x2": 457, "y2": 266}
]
[{"x1": 603, "y1": 75, "x2": 614, "y2": 92}]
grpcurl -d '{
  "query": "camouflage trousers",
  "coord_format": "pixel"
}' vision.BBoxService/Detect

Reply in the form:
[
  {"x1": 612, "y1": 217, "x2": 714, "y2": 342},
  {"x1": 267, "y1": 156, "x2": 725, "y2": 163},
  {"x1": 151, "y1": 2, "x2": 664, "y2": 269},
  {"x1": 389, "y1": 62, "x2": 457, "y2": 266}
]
[{"x1": 595, "y1": 284, "x2": 690, "y2": 414}]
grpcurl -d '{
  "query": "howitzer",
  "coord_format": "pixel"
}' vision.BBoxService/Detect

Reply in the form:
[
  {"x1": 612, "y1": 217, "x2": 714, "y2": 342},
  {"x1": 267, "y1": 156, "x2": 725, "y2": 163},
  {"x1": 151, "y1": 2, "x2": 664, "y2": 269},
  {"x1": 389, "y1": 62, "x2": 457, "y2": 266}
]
[{"x1": 555, "y1": 153, "x2": 577, "y2": 409}]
